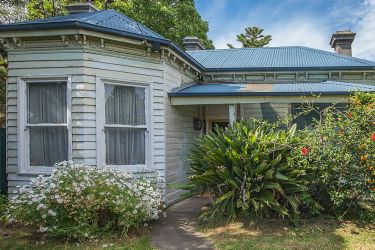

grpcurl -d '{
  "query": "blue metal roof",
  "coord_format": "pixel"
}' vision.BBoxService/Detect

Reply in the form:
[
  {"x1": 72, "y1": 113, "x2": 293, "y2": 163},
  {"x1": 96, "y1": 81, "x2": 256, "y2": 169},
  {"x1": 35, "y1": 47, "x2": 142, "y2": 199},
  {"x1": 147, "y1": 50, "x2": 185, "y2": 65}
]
[
  {"x1": 187, "y1": 47, "x2": 375, "y2": 71},
  {"x1": 0, "y1": 10, "x2": 205, "y2": 71},
  {"x1": 0, "y1": 10, "x2": 165, "y2": 40},
  {"x1": 168, "y1": 81, "x2": 375, "y2": 97},
  {"x1": 1, "y1": 11, "x2": 375, "y2": 72}
]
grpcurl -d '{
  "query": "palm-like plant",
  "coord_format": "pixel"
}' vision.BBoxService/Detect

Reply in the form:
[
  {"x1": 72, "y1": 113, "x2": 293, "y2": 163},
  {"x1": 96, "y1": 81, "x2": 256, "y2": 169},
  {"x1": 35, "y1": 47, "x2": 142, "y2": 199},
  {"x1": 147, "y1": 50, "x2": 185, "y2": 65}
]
[{"x1": 183, "y1": 120, "x2": 319, "y2": 225}]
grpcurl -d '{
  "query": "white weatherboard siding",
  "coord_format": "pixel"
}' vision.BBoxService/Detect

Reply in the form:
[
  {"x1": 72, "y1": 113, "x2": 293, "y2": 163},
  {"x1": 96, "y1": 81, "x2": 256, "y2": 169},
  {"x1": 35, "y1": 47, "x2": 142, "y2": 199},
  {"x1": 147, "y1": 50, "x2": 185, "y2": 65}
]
[
  {"x1": 6, "y1": 45, "x2": 166, "y2": 194},
  {"x1": 163, "y1": 63, "x2": 200, "y2": 204},
  {"x1": 7, "y1": 48, "x2": 87, "y2": 193},
  {"x1": 6, "y1": 43, "x2": 199, "y2": 204},
  {"x1": 88, "y1": 48, "x2": 167, "y2": 187}
]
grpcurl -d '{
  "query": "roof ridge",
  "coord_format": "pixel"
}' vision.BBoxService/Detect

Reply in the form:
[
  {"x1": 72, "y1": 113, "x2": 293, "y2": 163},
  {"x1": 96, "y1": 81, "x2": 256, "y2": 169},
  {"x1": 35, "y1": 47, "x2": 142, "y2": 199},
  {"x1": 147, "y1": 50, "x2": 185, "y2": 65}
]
[
  {"x1": 80, "y1": 9, "x2": 108, "y2": 22},
  {"x1": 107, "y1": 9, "x2": 165, "y2": 39},
  {"x1": 187, "y1": 46, "x2": 304, "y2": 53},
  {"x1": 300, "y1": 46, "x2": 375, "y2": 66}
]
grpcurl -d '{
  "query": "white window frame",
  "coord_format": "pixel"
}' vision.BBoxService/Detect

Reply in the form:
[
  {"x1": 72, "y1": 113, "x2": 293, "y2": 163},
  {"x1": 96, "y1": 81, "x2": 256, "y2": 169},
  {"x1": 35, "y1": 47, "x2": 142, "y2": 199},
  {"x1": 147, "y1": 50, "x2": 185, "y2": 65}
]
[
  {"x1": 96, "y1": 78, "x2": 152, "y2": 171},
  {"x1": 17, "y1": 76, "x2": 72, "y2": 174}
]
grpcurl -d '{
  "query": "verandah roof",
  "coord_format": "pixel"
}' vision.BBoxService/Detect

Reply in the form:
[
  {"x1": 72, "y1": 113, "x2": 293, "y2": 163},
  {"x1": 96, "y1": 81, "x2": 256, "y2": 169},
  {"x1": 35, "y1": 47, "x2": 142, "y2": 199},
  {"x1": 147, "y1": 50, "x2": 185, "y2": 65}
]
[{"x1": 168, "y1": 81, "x2": 375, "y2": 105}]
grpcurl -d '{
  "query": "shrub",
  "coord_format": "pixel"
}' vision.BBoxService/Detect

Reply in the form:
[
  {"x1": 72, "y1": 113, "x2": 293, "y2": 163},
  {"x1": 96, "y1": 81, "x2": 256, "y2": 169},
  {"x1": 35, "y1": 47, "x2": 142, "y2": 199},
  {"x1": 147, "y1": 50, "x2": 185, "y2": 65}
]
[
  {"x1": 291, "y1": 92, "x2": 375, "y2": 218},
  {"x1": 5, "y1": 162, "x2": 163, "y2": 239},
  {"x1": 183, "y1": 120, "x2": 320, "y2": 225},
  {"x1": 0, "y1": 194, "x2": 7, "y2": 216}
]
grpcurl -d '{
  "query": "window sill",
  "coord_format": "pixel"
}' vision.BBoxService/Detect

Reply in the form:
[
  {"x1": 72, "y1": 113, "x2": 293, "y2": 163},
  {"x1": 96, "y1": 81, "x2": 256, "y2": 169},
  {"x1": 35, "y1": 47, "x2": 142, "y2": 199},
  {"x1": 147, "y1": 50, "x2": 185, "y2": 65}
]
[
  {"x1": 104, "y1": 164, "x2": 153, "y2": 172},
  {"x1": 18, "y1": 169, "x2": 54, "y2": 176}
]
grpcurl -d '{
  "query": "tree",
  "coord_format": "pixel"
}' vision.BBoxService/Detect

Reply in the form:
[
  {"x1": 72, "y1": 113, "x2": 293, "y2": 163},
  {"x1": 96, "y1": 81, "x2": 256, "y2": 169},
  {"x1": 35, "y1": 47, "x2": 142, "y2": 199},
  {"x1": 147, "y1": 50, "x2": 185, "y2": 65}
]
[
  {"x1": 227, "y1": 26, "x2": 272, "y2": 48},
  {"x1": 25, "y1": 0, "x2": 214, "y2": 49},
  {"x1": 0, "y1": 0, "x2": 27, "y2": 24}
]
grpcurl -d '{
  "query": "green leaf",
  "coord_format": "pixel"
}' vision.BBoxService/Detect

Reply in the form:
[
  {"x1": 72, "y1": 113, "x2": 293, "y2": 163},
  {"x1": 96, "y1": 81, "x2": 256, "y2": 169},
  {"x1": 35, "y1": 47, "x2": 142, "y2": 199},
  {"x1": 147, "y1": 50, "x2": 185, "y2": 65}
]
[
  {"x1": 254, "y1": 161, "x2": 269, "y2": 174},
  {"x1": 275, "y1": 173, "x2": 289, "y2": 181},
  {"x1": 215, "y1": 191, "x2": 234, "y2": 204}
]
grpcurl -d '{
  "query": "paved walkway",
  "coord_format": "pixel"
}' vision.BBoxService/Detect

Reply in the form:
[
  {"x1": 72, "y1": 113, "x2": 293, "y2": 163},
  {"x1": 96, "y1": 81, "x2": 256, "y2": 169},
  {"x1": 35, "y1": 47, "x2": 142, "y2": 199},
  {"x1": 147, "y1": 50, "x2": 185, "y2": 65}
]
[{"x1": 150, "y1": 197, "x2": 214, "y2": 250}]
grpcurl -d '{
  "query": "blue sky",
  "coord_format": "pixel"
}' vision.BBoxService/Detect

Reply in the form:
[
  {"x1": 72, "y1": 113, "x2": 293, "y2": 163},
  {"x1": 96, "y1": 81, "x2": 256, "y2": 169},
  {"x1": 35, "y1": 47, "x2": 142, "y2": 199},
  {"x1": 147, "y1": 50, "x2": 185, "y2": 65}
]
[{"x1": 195, "y1": 0, "x2": 375, "y2": 60}]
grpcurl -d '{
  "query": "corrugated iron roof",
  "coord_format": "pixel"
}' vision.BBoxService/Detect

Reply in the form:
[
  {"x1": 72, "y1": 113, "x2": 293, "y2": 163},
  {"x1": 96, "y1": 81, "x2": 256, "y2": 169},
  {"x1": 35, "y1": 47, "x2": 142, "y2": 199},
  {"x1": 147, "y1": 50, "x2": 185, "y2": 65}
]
[
  {"x1": 2, "y1": 11, "x2": 375, "y2": 72},
  {"x1": 0, "y1": 10, "x2": 205, "y2": 71},
  {"x1": 0, "y1": 10, "x2": 165, "y2": 40},
  {"x1": 187, "y1": 47, "x2": 375, "y2": 71},
  {"x1": 168, "y1": 81, "x2": 375, "y2": 97}
]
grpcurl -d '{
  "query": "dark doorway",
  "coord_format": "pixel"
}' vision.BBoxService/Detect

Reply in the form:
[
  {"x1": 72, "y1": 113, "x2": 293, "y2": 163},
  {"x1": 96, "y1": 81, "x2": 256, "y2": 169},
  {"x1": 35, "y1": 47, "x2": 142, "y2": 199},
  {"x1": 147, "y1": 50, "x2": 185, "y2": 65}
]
[{"x1": 211, "y1": 121, "x2": 229, "y2": 133}]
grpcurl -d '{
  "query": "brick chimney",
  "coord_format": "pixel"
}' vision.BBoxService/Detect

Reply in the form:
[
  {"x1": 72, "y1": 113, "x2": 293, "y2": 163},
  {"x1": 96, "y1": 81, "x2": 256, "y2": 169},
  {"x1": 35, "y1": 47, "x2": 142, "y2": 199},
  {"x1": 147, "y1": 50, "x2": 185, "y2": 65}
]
[
  {"x1": 329, "y1": 30, "x2": 356, "y2": 57},
  {"x1": 66, "y1": 1, "x2": 99, "y2": 15},
  {"x1": 182, "y1": 36, "x2": 205, "y2": 51}
]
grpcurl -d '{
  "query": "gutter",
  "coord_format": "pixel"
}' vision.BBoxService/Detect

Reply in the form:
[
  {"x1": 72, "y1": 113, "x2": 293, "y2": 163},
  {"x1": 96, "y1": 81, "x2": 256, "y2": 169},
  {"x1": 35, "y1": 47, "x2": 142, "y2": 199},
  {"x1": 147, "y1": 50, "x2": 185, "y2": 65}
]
[{"x1": 167, "y1": 91, "x2": 372, "y2": 97}]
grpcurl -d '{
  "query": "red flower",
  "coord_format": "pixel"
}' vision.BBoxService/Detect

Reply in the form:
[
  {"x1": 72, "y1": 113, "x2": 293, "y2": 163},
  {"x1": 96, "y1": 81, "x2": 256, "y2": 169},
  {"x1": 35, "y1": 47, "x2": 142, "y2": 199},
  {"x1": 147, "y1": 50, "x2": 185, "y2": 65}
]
[
  {"x1": 301, "y1": 147, "x2": 309, "y2": 156},
  {"x1": 371, "y1": 133, "x2": 375, "y2": 142},
  {"x1": 347, "y1": 112, "x2": 353, "y2": 118}
]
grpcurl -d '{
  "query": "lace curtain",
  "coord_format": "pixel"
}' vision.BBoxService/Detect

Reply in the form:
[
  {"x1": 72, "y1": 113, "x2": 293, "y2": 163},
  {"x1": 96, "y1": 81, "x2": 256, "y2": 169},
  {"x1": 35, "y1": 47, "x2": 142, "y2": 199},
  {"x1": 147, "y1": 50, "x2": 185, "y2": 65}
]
[
  {"x1": 104, "y1": 84, "x2": 146, "y2": 165},
  {"x1": 27, "y1": 82, "x2": 68, "y2": 166}
]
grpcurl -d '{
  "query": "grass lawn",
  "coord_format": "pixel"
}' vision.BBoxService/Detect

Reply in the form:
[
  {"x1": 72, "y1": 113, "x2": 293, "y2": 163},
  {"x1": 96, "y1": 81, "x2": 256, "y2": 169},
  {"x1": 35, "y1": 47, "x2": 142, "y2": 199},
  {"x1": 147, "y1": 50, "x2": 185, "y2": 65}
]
[
  {"x1": 0, "y1": 224, "x2": 154, "y2": 250},
  {"x1": 201, "y1": 219, "x2": 375, "y2": 250}
]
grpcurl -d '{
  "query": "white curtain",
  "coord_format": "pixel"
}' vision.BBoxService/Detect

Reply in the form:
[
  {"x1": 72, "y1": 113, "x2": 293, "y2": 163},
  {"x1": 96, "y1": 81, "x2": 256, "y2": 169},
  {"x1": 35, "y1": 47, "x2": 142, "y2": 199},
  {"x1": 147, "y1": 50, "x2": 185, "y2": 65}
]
[
  {"x1": 28, "y1": 82, "x2": 67, "y2": 124},
  {"x1": 105, "y1": 84, "x2": 146, "y2": 165},
  {"x1": 28, "y1": 82, "x2": 68, "y2": 166},
  {"x1": 105, "y1": 128, "x2": 146, "y2": 165},
  {"x1": 105, "y1": 84, "x2": 145, "y2": 125}
]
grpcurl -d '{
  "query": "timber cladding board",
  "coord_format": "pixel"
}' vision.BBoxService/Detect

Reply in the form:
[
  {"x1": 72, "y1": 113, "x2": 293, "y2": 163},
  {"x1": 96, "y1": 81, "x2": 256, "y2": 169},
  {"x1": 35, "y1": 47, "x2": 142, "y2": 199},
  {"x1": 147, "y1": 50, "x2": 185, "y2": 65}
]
[
  {"x1": 5, "y1": 44, "x2": 172, "y2": 196},
  {"x1": 163, "y1": 63, "x2": 200, "y2": 204}
]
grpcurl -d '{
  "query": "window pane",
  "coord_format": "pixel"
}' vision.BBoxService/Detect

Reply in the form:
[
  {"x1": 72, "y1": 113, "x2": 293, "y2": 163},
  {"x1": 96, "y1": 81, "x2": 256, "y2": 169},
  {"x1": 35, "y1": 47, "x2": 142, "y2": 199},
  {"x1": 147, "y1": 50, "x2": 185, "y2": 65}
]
[
  {"x1": 105, "y1": 127, "x2": 146, "y2": 165},
  {"x1": 29, "y1": 127, "x2": 68, "y2": 166},
  {"x1": 28, "y1": 82, "x2": 67, "y2": 124},
  {"x1": 105, "y1": 84, "x2": 145, "y2": 125}
]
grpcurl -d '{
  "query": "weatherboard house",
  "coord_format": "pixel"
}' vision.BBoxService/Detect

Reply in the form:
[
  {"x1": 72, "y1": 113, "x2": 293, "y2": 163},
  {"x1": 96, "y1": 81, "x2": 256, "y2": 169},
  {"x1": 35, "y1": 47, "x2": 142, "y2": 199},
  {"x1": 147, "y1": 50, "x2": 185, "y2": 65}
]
[{"x1": 1, "y1": 4, "x2": 375, "y2": 203}]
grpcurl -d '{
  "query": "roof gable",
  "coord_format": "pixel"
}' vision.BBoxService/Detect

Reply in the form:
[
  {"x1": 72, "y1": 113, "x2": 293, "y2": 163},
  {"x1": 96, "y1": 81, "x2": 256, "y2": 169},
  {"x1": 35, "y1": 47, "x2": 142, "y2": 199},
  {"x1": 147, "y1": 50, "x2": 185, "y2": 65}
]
[{"x1": 187, "y1": 46, "x2": 375, "y2": 71}]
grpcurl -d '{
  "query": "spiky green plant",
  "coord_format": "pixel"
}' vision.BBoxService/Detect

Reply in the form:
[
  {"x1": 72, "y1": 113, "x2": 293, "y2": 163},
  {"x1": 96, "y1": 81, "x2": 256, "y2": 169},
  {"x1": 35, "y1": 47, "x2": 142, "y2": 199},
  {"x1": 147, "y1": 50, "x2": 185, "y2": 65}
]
[{"x1": 184, "y1": 120, "x2": 320, "y2": 225}]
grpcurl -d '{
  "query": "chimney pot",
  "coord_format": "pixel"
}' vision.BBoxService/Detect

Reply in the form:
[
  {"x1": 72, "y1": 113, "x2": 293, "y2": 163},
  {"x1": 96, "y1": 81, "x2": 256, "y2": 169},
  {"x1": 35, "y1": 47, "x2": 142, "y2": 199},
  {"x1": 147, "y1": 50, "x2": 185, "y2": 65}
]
[
  {"x1": 182, "y1": 36, "x2": 205, "y2": 51},
  {"x1": 330, "y1": 30, "x2": 356, "y2": 56},
  {"x1": 66, "y1": 1, "x2": 99, "y2": 15}
]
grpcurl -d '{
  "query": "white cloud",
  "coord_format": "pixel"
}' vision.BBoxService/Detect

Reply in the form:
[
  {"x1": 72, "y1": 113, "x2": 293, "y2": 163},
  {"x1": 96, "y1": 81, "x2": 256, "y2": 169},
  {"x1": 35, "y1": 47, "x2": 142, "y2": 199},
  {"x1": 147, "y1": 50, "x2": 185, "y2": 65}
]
[
  {"x1": 267, "y1": 19, "x2": 331, "y2": 51},
  {"x1": 351, "y1": 0, "x2": 375, "y2": 60},
  {"x1": 206, "y1": 0, "x2": 375, "y2": 61}
]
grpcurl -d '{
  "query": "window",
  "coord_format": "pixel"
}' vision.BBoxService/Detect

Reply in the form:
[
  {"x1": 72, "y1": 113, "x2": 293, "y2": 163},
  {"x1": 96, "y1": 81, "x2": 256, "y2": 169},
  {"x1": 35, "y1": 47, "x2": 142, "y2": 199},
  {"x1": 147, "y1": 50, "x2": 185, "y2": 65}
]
[
  {"x1": 102, "y1": 83, "x2": 148, "y2": 166},
  {"x1": 291, "y1": 103, "x2": 347, "y2": 129},
  {"x1": 19, "y1": 78, "x2": 71, "y2": 173}
]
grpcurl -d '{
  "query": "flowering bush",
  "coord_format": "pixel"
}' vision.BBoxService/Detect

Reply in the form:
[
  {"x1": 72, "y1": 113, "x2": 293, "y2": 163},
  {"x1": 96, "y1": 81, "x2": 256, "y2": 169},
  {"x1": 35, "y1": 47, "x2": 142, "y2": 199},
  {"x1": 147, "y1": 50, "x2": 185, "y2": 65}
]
[
  {"x1": 5, "y1": 162, "x2": 163, "y2": 239},
  {"x1": 291, "y1": 92, "x2": 375, "y2": 218}
]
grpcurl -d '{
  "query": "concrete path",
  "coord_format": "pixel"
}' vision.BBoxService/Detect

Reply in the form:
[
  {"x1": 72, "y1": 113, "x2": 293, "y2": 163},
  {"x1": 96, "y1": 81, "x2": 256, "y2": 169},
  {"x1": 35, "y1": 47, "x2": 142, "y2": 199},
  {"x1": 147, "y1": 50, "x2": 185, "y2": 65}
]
[{"x1": 150, "y1": 197, "x2": 214, "y2": 250}]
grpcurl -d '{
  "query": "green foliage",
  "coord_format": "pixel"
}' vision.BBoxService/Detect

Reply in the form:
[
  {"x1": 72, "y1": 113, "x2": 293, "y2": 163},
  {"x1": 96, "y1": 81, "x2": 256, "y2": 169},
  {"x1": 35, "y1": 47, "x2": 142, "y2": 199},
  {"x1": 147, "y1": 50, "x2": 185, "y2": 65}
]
[
  {"x1": 0, "y1": 0, "x2": 27, "y2": 24},
  {"x1": 0, "y1": 194, "x2": 7, "y2": 216},
  {"x1": 291, "y1": 92, "x2": 375, "y2": 219},
  {"x1": 25, "y1": 0, "x2": 214, "y2": 49},
  {"x1": 183, "y1": 120, "x2": 320, "y2": 225},
  {"x1": 5, "y1": 162, "x2": 163, "y2": 240},
  {"x1": 227, "y1": 26, "x2": 272, "y2": 48}
]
